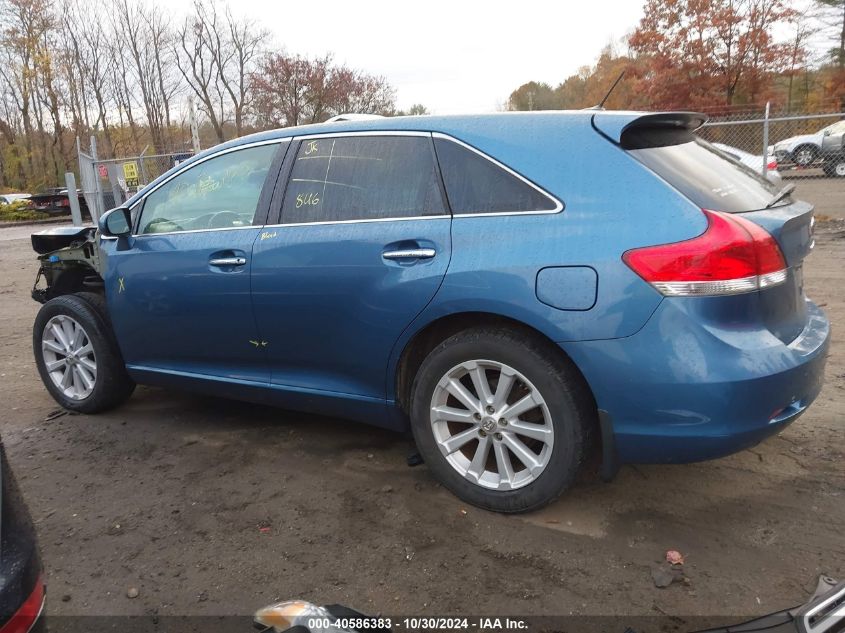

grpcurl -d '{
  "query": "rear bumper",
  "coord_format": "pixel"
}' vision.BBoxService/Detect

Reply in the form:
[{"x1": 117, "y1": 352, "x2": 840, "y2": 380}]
[
  {"x1": 562, "y1": 298, "x2": 830, "y2": 464},
  {"x1": 0, "y1": 549, "x2": 43, "y2": 633},
  {"x1": 0, "y1": 580, "x2": 44, "y2": 633}
]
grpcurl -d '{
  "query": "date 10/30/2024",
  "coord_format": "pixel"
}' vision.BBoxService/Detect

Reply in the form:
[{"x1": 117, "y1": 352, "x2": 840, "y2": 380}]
[{"x1": 305, "y1": 617, "x2": 529, "y2": 631}]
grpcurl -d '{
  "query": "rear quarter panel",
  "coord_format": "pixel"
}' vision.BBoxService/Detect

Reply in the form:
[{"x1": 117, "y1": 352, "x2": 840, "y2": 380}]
[{"x1": 387, "y1": 114, "x2": 709, "y2": 397}]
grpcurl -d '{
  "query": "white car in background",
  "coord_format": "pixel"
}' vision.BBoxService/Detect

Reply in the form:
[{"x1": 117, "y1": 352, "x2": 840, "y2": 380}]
[
  {"x1": 771, "y1": 119, "x2": 845, "y2": 167},
  {"x1": 0, "y1": 193, "x2": 31, "y2": 205},
  {"x1": 712, "y1": 143, "x2": 783, "y2": 186}
]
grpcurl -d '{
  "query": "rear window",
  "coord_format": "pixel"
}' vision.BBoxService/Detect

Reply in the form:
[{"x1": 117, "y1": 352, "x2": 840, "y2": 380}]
[
  {"x1": 433, "y1": 137, "x2": 559, "y2": 214},
  {"x1": 628, "y1": 136, "x2": 785, "y2": 213}
]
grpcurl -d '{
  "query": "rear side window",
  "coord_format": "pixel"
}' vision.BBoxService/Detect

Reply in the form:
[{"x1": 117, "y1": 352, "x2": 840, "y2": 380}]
[
  {"x1": 433, "y1": 137, "x2": 559, "y2": 214},
  {"x1": 628, "y1": 135, "x2": 783, "y2": 213},
  {"x1": 281, "y1": 136, "x2": 445, "y2": 224}
]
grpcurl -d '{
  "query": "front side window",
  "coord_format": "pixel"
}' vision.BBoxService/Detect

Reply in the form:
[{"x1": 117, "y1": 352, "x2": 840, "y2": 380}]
[
  {"x1": 433, "y1": 137, "x2": 559, "y2": 214},
  {"x1": 138, "y1": 143, "x2": 278, "y2": 234},
  {"x1": 281, "y1": 136, "x2": 446, "y2": 224}
]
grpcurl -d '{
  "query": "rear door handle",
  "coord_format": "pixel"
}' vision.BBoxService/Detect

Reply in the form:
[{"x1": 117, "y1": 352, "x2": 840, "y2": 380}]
[
  {"x1": 382, "y1": 248, "x2": 436, "y2": 260},
  {"x1": 209, "y1": 256, "x2": 247, "y2": 267}
]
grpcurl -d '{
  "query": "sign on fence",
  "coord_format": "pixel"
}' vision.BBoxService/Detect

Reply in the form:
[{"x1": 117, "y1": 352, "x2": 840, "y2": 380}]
[{"x1": 122, "y1": 161, "x2": 140, "y2": 188}]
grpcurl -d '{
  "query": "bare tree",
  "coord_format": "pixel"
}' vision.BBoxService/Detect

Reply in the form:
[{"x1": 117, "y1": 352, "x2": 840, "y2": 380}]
[
  {"x1": 217, "y1": 7, "x2": 267, "y2": 136},
  {"x1": 785, "y1": 8, "x2": 817, "y2": 111},
  {"x1": 33, "y1": 6, "x2": 67, "y2": 179},
  {"x1": 175, "y1": 0, "x2": 267, "y2": 141},
  {"x1": 175, "y1": 0, "x2": 227, "y2": 142},
  {"x1": 111, "y1": 0, "x2": 177, "y2": 152},
  {"x1": 0, "y1": 0, "x2": 53, "y2": 182}
]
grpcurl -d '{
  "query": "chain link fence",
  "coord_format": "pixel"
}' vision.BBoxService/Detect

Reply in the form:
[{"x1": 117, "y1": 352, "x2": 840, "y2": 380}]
[
  {"x1": 77, "y1": 140, "x2": 195, "y2": 222},
  {"x1": 698, "y1": 110, "x2": 845, "y2": 181}
]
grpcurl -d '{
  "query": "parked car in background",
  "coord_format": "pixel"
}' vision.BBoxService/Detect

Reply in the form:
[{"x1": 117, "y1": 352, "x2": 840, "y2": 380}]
[
  {"x1": 0, "y1": 193, "x2": 31, "y2": 206},
  {"x1": 712, "y1": 142, "x2": 782, "y2": 186},
  {"x1": 0, "y1": 436, "x2": 45, "y2": 632},
  {"x1": 28, "y1": 111, "x2": 829, "y2": 513},
  {"x1": 772, "y1": 119, "x2": 845, "y2": 167},
  {"x1": 823, "y1": 150, "x2": 845, "y2": 178},
  {"x1": 29, "y1": 189, "x2": 88, "y2": 217}
]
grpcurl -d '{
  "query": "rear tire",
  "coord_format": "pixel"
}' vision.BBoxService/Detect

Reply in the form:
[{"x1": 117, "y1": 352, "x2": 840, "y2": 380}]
[
  {"x1": 409, "y1": 328, "x2": 595, "y2": 513},
  {"x1": 33, "y1": 293, "x2": 134, "y2": 413},
  {"x1": 823, "y1": 158, "x2": 845, "y2": 178}
]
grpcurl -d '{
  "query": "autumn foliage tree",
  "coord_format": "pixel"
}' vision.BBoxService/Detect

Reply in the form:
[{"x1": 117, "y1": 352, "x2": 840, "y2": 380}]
[
  {"x1": 509, "y1": 0, "x2": 844, "y2": 114},
  {"x1": 628, "y1": 0, "x2": 796, "y2": 108},
  {"x1": 508, "y1": 47, "x2": 648, "y2": 111},
  {"x1": 250, "y1": 53, "x2": 395, "y2": 127}
]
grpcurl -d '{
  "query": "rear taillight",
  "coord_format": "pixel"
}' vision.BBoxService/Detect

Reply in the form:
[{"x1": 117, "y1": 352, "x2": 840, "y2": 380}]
[
  {"x1": 0, "y1": 575, "x2": 44, "y2": 633},
  {"x1": 623, "y1": 209, "x2": 787, "y2": 296},
  {"x1": 767, "y1": 159, "x2": 778, "y2": 170}
]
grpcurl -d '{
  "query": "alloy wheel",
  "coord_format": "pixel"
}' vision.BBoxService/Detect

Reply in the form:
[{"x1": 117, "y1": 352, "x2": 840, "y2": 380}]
[
  {"x1": 795, "y1": 148, "x2": 815, "y2": 166},
  {"x1": 42, "y1": 315, "x2": 97, "y2": 400},
  {"x1": 429, "y1": 359, "x2": 554, "y2": 490}
]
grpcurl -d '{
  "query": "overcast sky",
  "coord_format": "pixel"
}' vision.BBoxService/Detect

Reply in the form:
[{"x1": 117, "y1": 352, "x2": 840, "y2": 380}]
[{"x1": 177, "y1": 0, "x2": 649, "y2": 113}]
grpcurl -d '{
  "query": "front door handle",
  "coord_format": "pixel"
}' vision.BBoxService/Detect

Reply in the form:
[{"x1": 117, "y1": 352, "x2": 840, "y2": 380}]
[
  {"x1": 209, "y1": 256, "x2": 247, "y2": 267},
  {"x1": 382, "y1": 248, "x2": 436, "y2": 260}
]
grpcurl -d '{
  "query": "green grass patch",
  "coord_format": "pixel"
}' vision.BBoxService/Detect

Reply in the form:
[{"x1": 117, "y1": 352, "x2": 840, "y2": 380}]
[{"x1": 0, "y1": 200, "x2": 49, "y2": 222}]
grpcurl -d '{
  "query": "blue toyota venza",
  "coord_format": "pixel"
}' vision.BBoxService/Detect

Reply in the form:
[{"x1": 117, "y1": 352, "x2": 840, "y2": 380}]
[{"x1": 30, "y1": 111, "x2": 829, "y2": 512}]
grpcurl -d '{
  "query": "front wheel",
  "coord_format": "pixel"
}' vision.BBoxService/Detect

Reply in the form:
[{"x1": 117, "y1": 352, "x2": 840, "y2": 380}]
[
  {"x1": 792, "y1": 144, "x2": 818, "y2": 167},
  {"x1": 33, "y1": 293, "x2": 135, "y2": 413},
  {"x1": 409, "y1": 328, "x2": 595, "y2": 513}
]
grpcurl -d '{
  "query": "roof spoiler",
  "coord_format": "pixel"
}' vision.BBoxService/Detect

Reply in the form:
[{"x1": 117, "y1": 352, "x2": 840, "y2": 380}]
[{"x1": 592, "y1": 111, "x2": 708, "y2": 145}]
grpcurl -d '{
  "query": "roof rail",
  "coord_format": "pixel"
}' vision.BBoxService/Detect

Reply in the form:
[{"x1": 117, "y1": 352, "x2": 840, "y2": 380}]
[{"x1": 325, "y1": 113, "x2": 385, "y2": 123}]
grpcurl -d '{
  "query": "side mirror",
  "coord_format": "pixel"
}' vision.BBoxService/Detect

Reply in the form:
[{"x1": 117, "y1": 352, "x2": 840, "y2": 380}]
[
  {"x1": 823, "y1": 130, "x2": 831, "y2": 136},
  {"x1": 99, "y1": 206, "x2": 132, "y2": 238}
]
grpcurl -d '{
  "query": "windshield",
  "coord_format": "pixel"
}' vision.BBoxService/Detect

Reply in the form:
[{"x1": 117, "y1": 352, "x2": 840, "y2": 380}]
[
  {"x1": 823, "y1": 120, "x2": 845, "y2": 135},
  {"x1": 629, "y1": 137, "x2": 786, "y2": 212}
]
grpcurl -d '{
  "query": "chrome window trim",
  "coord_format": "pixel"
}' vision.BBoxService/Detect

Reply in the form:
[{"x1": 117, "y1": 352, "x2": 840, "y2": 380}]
[
  {"x1": 128, "y1": 138, "x2": 288, "y2": 237},
  {"x1": 293, "y1": 130, "x2": 431, "y2": 141},
  {"x1": 431, "y1": 132, "x2": 563, "y2": 217},
  {"x1": 112, "y1": 130, "x2": 564, "y2": 236},
  {"x1": 263, "y1": 214, "x2": 447, "y2": 229},
  {"x1": 266, "y1": 130, "x2": 562, "y2": 228},
  {"x1": 131, "y1": 225, "x2": 259, "y2": 239}
]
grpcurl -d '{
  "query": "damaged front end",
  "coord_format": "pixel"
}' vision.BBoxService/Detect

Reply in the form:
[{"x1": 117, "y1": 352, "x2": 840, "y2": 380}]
[{"x1": 31, "y1": 225, "x2": 104, "y2": 304}]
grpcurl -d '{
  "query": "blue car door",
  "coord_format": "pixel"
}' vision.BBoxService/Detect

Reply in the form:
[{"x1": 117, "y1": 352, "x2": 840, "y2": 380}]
[
  {"x1": 102, "y1": 140, "x2": 288, "y2": 385},
  {"x1": 250, "y1": 133, "x2": 451, "y2": 417}
]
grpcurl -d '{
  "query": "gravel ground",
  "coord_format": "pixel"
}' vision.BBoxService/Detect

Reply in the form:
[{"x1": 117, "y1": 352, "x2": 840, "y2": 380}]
[
  {"x1": 783, "y1": 174, "x2": 845, "y2": 219},
  {"x1": 0, "y1": 192, "x2": 842, "y2": 625}
]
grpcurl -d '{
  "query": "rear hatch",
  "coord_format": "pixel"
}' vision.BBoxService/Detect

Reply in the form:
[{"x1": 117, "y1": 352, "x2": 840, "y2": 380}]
[{"x1": 600, "y1": 112, "x2": 814, "y2": 345}]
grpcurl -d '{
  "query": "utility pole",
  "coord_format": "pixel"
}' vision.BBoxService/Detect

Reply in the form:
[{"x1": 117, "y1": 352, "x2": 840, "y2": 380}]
[{"x1": 188, "y1": 96, "x2": 201, "y2": 153}]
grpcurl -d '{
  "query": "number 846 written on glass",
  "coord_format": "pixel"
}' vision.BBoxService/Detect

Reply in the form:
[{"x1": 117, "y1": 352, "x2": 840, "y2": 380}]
[{"x1": 296, "y1": 192, "x2": 320, "y2": 208}]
